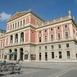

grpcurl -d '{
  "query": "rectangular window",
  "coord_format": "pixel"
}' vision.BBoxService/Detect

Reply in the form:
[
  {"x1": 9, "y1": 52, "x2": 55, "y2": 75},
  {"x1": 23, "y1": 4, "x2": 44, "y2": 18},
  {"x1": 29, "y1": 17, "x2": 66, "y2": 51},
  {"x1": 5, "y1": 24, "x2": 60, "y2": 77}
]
[
  {"x1": 45, "y1": 46, "x2": 47, "y2": 50},
  {"x1": 23, "y1": 20, "x2": 25, "y2": 25},
  {"x1": 39, "y1": 37, "x2": 41, "y2": 42},
  {"x1": 45, "y1": 29, "x2": 47, "y2": 32},
  {"x1": 59, "y1": 51, "x2": 62, "y2": 59},
  {"x1": 51, "y1": 52, "x2": 54, "y2": 59},
  {"x1": 20, "y1": 21, "x2": 22, "y2": 26},
  {"x1": 18, "y1": 22, "x2": 19, "y2": 27},
  {"x1": 51, "y1": 45, "x2": 54, "y2": 49},
  {"x1": 65, "y1": 32, "x2": 68, "y2": 38},
  {"x1": 67, "y1": 51, "x2": 70, "y2": 59},
  {"x1": 58, "y1": 33, "x2": 60, "y2": 40},
  {"x1": 58, "y1": 44, "x2": 61, "y2": 48},
  {"x1": 65, "y1": 24, "x2": 67, "y2": 28},
  {"x1": 39, "y1": 47, "x2": 41, "y2": 50},
  {"x1": 39, "y1": 31, "x2": 41, "y2": 33},
  {"x1": 39, "y1": 53, "x2": 41, "y2": 60},
  {"x1": 45, "y1": 52, "x2": 47, "y2": 61},
  {"x1": 51, "y1": 35, "x2": 53, "y2": 41},
  {"x1": 13, "y1": 24, "x2": 14, "y2": 28},
  {"x1": 66, "y1": 44, "x2": 69, "y2": 47},
  {"x1": 45, "y1": 36, "x2": 47, "y2": 42}
]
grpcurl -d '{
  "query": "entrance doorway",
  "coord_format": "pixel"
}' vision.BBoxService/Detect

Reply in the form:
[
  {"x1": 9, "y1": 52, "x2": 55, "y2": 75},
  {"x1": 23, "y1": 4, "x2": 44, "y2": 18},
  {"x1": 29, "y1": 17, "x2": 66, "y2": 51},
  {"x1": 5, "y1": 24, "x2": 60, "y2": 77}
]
[
  {"x1": 39, "y1": 53, "x2": 41, "y2": 60},
  {"x1": 45, "y1": 52, "x2": 47, "y2": 61},
  {"x1": 9, "y1": 49, "x2": 12, "y2": 60},
  {"x1": 14, "y1": 49, "x2": 17, "y2": 60},
  {"x1": 20, "y1": 48, "x2": 23, "y2": 61}
]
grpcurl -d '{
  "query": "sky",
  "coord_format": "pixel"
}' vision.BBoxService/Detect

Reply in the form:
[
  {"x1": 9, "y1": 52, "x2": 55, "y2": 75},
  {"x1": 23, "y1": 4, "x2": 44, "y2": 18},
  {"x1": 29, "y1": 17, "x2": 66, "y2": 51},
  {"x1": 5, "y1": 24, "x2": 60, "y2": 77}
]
[{"x1": 0, "y1": 0, "x2": 77, "y2": 30}]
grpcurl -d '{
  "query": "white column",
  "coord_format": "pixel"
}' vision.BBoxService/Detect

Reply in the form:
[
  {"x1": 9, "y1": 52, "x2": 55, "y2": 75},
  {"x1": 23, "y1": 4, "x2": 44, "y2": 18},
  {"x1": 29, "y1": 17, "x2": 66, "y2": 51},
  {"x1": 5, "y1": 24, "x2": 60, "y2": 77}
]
[
  {"x1": 48, "y1": 29, "x2": 50, "y2": 41},
  {"x1": 24, "y1": 31, "x2": 25, "y2": 43},
  {"x1": 17, "y1": 48, "x2": 20, "y2": 61},
  {"x1": 18, "y1": 33, "x2": 20, "y2": 43},
  {"x1": 13, "y1": 34, "x2": 15, "y2": 44},
  {"x1": 42, "y1": 51, "x2": 45, "y2": 61},
  {"x1": 61, "y1": 26, "x2": 64, "y2": 39},
  {"x1": 48, "y1": 51, "x2": 51, "y2": 61},
  {"x1": 54, "y1": 27, "x2": 56, "y2": 40},
  {"x1": 8, "y1": 36, "x2": 10, "y2": 45},
  {"x1": 29, "y1": 30, "x2": 31, "y2": 42},
  {"x1": 69, "y1": 24, "x2": 73, "y2": 38},
  {"x1": 42, "y1": 30, "x2": 43, "y2": 42}
]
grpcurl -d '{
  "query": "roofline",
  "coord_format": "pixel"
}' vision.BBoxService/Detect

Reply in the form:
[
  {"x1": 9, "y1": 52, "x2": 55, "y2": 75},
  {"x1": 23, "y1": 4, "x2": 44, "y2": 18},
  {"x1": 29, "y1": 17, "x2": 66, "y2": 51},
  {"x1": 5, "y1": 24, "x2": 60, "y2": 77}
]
[{"x1": 7, "y1": 10, "x2": 45, "y2": 22}]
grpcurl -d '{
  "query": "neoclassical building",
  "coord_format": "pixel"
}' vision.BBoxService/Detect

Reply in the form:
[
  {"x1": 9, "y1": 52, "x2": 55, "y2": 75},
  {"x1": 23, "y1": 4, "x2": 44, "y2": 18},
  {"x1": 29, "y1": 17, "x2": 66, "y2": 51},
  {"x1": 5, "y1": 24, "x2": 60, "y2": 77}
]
[{"x1": 0, "y1": 10, "x2": 77, "y2": 62}]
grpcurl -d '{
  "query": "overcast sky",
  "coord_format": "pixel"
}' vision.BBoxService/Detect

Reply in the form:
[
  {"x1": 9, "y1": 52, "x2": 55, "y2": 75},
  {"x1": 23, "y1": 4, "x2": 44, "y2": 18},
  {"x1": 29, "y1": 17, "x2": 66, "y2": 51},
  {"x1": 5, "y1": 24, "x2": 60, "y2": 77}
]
[{"x1": 0, "y1": 0, "x2": 77, "y2": 30}]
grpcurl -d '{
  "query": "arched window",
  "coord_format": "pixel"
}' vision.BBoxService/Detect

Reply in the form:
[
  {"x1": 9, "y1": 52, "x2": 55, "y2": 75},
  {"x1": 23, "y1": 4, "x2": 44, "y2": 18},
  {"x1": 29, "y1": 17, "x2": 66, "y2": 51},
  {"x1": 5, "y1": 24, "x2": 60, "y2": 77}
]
[
  {"x1": 20, "y1": 32, "x2": 24, "y2": 43},
  {"x1": 14, "y1": 49, "x2": 17, "y2": 60},
  {"x1": 9, "y1": 49, "x2": 12, "y2": 60},
  {"x1": 10, "y1": 35, "x2": 13, "y2": 44},
  {"x1": 20, "y1": 48, "x2": 23, "y2": 60},
  {"x1": 15, "y1": 34, "x2": 18, "y2": 43}
]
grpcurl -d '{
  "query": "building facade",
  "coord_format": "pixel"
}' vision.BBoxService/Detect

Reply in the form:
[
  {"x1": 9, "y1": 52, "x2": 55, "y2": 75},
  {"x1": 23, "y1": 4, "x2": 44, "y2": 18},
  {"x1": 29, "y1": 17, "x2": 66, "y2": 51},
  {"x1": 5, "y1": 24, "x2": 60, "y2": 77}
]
[{"x1": 0, "y1": 10, "x2": 77, "y2": 62}]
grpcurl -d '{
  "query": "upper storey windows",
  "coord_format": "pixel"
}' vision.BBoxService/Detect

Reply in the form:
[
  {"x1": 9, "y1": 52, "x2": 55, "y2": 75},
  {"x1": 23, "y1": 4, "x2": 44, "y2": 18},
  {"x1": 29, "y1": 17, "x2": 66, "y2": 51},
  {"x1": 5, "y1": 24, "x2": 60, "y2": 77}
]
[
  {"x1": 7, "y1": 16, "x2": 38, "y2": 31},
  {"x1": 7, "y1": 19, "x2": 26, "y2": 31},
  {"x1": 57, "y1": 26, "x2": 60, "y2": 30}
]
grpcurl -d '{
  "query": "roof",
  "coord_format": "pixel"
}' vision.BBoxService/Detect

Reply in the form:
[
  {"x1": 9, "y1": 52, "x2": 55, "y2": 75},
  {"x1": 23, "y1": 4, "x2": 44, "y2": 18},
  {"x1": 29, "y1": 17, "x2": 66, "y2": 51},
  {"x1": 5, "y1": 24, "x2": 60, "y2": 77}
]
[{"x1": 7, "y1": 9, "x2": 45, "y2": 22}]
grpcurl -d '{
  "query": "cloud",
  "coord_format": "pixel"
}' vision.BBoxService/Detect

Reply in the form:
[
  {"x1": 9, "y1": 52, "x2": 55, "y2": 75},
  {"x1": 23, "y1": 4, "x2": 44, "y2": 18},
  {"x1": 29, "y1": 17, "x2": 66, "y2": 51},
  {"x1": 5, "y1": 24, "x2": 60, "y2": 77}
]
[{"x1": 0, "y1": 12, "x2": 12, "y2": 21}]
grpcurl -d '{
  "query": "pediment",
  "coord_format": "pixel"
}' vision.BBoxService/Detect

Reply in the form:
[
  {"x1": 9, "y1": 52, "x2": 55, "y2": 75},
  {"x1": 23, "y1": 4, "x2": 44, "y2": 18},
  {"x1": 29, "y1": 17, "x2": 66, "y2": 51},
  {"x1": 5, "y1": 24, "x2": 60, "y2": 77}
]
[{"x1": 7, "y1": 10, "x2": 30, "y2": 22}]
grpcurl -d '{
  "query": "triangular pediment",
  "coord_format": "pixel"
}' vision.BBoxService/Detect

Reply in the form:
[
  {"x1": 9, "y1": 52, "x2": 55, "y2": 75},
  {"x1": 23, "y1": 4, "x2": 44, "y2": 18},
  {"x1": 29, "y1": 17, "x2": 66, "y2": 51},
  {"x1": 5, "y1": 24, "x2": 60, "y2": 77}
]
[{"x1": 7, "y1": 10, "x2": 31, "y2": 22}]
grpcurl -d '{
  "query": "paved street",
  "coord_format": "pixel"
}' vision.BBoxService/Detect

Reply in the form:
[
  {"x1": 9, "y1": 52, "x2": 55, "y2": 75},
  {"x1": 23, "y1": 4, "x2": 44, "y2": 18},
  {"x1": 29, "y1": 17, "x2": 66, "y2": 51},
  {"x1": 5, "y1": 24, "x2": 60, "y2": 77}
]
[{"x1": 2, "y1": 62, "x2": 77, "y2": 77}]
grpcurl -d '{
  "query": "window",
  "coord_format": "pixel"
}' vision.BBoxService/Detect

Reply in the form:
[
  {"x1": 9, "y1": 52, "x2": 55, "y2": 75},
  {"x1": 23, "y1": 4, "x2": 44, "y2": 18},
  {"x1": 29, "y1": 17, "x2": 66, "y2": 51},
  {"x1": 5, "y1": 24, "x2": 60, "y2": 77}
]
[
  {"x1": 39, "y1": 47, "x2": 41, "y2": 50},
  {"x1": 45, "y1": 52, "x2": 47, "y2": 61},
  {"x1": 51, "y1": 35, "x2": 53, "y2": 41},
  {"x1": 57, "y1": 26, "x2": 60, "y2": 29},
  {"x1": 51, "y1": 28, "x2": 53, "y2": 31},
  {"x1": 13, "y1": 24, "x2": 14, "y2": 28},
  {"x1": 45, "y1": 29, "x2": 47, "y2": 32},
  {"x1": 20, "y1": 32, "x2": 24, "y2": 43},
  {"x1": 67, "y1": 51, "x2": 70, "y2": 59},
  {"x1": 39, "y1": 37, "x2": 41, "y2": 42},
  {"x1": 58, "y1": 44, "x2": 61, "y2": 48},
  {"x1": 18, "y1": 22, "x2": 19, "y2": 27},
  {"x1": 15, "y1": 34, "x2": 18, "y2": 43},
  {"x1": 58, "y1": 33, "x2": 60, "y2": 40},
  {"x1": 76, "y1": 54, "x2": 77, "y2": 59},
  {"x1": 45, "y1": 36, "x2": 47, "y2": 42},
  {"x1": 10, "y1": 35, "x2": 13, "y2": 44},
  {"x1": 65, "y1": 24, "x2": 67, "y2": 28},
  {"x1": 66, "y1": 44, "x2": 69, "y2": 47},
  {"x1": 45, "y1": 46, "x2": 47, "y2": 50},
  {"x1": 39, "y1": 53, "x2": 41, "y2": 60},
  {"x1": 65, "y1": 32, "x2": 68, "y2": 38},
  {"x1": 59, "y1": 51, "x2": 62, "y2": 59},
  {"x1": 20, "y1": 21, "x2": 22, "y2": 26},
  {"x1": 39, "y1": 31, "x2": 41, "y2": 33},
  {"x1": 51, "y1": 52, "x2": 54, "y2": 59},
  {"x1": 51, "y1": 45, "x2": 54, "y2": 49},
  {"x1": 23, "y1": 20, "x2": 25, "y2": 25}
]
